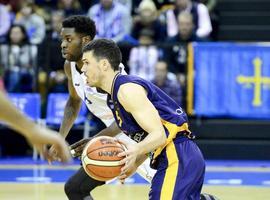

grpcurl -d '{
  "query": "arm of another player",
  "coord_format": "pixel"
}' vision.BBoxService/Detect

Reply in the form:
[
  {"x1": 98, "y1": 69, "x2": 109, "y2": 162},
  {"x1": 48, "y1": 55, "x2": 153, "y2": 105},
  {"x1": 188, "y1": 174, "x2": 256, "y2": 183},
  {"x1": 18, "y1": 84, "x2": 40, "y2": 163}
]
[
  {"x1": 59, "y1": 61, "x2": 82, "y2": 138},
  {"x1": 117, "y1": 83, "x2": 166, "y2": 173},
  {"x1": 70, "y1": 121, "x2": 121, "y2": 158},
  {"x1": 49, "y1": 61, "x2": 82, "y2": 161},
  {"x1": 0, "y1": 91, "x2": 71, "y2": 163}
]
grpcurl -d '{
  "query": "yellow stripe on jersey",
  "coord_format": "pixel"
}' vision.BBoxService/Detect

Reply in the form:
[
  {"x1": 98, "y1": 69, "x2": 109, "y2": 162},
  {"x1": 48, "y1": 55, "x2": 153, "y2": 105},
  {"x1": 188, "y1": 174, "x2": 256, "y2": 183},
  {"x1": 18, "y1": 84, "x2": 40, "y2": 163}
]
[
  {"x1": 153, "y1": 119, "x2": 190, "y2": 159},
  {"x1": 160, "y1": 141, "x2": 179, "y2": 200}
]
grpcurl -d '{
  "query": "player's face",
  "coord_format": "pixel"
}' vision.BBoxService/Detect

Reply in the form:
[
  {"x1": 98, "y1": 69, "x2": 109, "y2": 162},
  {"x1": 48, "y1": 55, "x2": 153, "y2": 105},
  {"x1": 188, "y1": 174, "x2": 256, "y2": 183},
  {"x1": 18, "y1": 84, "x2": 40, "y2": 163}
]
[
  {"x1": 60, "y1": 28, "x2": 83, "y2": 62},
  {"x1": 81, "y1": 51, "x2": 102, "y2": 87}
]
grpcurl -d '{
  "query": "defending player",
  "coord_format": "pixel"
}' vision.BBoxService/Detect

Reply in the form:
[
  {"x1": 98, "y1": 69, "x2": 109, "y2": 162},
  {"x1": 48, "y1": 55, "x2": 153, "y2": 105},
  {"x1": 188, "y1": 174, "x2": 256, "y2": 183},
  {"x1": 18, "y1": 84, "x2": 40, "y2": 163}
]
[
  {"x1": 0, "y1": 91, "x2": 71, "y2": 163},
  {"x1": 81, "y1": 39, "x2": 205, "y2": 199},
  {"x1": 49, "y1": 15, "x2": 155, "y2": 200}
]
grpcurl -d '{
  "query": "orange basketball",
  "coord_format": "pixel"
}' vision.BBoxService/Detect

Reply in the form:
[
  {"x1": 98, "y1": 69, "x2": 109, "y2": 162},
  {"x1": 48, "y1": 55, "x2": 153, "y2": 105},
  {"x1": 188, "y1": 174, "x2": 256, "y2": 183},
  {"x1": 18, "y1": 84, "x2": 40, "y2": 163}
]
[{"x1": 81, "y1": 136, "x2": 126, "y2": 181}]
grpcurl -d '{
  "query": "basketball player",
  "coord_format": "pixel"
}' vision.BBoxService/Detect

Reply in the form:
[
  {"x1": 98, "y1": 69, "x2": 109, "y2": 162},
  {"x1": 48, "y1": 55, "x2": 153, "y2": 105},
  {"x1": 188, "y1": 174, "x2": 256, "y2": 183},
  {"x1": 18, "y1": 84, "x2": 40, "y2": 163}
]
[
  {"x1": 0, "y1": 91, "x2": 71, "y2": 163},
  {"x1": 81, "y1": 39, "x2": 205, "y2": 199},
  {"x1": 49, "y1": 15, "x2": 156, "y2": 200}
]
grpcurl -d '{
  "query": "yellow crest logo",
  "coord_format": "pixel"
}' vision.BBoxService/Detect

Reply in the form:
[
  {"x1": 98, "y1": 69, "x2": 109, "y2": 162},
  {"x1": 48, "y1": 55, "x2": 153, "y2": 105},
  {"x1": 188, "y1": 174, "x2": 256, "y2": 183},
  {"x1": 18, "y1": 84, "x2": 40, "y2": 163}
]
[{"x1": 237, "y1": 58, "x2": 270, "y2": 106}]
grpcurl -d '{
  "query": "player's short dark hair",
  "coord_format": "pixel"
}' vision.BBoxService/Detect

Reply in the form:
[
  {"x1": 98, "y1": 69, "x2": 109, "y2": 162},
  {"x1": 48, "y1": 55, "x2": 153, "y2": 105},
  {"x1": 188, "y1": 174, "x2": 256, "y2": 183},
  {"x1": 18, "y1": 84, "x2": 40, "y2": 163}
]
[
  {"x1": 62, "y1": 15, "x2": 96, "y2": 40},
  {"x1": 82, "y1": 39, "x2": 122, "y2": 71}
]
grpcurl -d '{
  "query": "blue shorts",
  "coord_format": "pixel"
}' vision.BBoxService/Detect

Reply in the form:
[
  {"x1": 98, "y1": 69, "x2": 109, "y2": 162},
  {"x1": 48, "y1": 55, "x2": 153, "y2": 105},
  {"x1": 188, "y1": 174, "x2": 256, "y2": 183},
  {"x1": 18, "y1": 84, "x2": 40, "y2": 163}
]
[{"x1": 149, "y1": 138, "x2": 205, "y2": 200}]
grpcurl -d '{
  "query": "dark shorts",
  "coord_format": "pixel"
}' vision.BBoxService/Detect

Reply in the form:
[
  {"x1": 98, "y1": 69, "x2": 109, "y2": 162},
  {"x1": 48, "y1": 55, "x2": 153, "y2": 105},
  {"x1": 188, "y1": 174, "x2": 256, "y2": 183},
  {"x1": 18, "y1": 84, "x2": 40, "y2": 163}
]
[{"x1": 149, "y1": 139, "x2": 205, "y2": 200}]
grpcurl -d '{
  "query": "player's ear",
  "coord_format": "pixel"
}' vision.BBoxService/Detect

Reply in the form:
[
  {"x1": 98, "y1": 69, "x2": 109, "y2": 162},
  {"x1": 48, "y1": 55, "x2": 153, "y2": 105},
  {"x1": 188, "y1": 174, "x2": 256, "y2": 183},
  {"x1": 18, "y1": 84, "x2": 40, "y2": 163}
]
[
  {"x1": 82, "y1": 36, "x2": 91, "y2": 46},
  {"x1": 100, "y1": 59, "x2": 109, "y2": 71}
]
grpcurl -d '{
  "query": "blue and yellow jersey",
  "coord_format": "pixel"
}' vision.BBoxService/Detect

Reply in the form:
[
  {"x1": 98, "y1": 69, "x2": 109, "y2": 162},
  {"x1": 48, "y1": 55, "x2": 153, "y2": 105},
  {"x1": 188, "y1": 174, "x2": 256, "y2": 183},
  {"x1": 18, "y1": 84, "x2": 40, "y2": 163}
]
[{"x1": 107, "y1": 74, "x2": 193, "y2": 159}]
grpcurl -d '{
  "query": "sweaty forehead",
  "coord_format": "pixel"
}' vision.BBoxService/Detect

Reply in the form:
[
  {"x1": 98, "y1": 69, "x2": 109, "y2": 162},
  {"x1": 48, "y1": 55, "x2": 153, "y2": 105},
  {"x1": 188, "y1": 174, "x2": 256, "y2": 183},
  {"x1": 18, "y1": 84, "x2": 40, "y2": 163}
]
[{"x1": 60, "y1": 27, "x2": 77, "y2": 37}]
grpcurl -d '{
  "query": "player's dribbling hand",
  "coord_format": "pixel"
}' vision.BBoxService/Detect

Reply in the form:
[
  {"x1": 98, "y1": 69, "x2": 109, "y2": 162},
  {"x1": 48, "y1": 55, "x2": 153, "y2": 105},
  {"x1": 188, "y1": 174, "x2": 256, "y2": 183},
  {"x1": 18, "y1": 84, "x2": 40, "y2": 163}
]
[
  {"x1": 69, "y1": 138, "x2": 92, "y2": 158},
  {"x1": 117, "y1": 139, "x2": 140, "y2": 178}
]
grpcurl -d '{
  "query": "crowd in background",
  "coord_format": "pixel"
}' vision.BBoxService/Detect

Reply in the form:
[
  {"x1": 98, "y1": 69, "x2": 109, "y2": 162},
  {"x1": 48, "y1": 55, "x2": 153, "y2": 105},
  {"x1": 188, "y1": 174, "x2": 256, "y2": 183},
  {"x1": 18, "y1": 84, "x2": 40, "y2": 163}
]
[{"x1": 0, "y1": 0, "x2": 218, "y2": 113}]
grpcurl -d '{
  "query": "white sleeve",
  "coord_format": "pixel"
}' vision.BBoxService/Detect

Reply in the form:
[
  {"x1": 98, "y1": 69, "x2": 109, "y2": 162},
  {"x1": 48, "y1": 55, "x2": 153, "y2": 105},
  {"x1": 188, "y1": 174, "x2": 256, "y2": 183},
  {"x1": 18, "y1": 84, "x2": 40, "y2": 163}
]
[{"x1": 196, "y1": 3, "x2": 212, "y2": 38}]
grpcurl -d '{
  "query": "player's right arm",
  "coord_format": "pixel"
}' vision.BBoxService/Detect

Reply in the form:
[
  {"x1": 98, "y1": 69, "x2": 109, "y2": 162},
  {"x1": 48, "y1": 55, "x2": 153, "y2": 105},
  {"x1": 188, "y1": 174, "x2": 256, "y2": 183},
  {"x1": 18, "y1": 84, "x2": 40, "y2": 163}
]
[{"x1": 59, "y1": 61, "x2": 82, "y2": 138}]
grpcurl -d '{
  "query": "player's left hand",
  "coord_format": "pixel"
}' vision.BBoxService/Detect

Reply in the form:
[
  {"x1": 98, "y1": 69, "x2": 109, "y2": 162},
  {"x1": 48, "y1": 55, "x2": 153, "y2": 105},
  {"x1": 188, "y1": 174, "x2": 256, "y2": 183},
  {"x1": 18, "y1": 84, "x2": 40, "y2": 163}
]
[
  {"x1": 117, "y1": 139, "x2": 140, "y2": 177},
  {"x1": 118, "y1": 163, "x2": 137, "y2": 184}
]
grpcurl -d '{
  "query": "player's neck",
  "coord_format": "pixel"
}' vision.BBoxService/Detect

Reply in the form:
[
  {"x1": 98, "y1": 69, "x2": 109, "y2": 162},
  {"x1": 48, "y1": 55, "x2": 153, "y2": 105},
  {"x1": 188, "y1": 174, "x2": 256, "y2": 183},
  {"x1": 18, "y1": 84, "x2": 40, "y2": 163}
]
[
  {"x1": 100, "y1": 71, "x2": 120, "y2": 95},
  {"x1": 75, "y1": 59, "x2": 84, "y2": 70}
]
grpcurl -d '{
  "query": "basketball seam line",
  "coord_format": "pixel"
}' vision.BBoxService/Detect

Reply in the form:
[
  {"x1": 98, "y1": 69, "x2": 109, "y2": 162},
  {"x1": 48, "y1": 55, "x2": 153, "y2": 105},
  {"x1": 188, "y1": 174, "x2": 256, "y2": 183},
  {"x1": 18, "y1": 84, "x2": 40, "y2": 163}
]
[{"x1": 87, "y1": 146, "x2": 124, "y2": 155}]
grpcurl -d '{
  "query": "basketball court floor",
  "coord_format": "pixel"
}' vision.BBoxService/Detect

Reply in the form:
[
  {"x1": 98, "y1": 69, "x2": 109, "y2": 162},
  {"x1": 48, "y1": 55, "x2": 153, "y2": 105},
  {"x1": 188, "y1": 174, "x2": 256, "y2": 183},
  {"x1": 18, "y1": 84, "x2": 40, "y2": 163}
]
[{"x1": 0, "y1": 158, "x2": 270, "y2": 200}]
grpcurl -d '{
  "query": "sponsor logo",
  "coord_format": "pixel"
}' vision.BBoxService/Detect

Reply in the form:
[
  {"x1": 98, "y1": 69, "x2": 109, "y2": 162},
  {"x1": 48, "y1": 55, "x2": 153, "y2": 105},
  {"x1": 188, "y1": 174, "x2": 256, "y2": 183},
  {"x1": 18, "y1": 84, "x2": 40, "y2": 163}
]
[{"x1": 98, "y1": 150, "x2": 122, "y2": 157}]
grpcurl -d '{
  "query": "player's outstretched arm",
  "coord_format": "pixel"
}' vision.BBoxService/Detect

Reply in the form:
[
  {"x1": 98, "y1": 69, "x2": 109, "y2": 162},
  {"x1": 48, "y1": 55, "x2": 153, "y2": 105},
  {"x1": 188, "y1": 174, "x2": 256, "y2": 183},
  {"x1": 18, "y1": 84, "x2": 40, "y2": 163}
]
[
  {"x1": 0, "y1": 91, "x2": 71, "y2": 163},
  {"x1": 48, "y1": 61, "x2": 82, "y2": 161},
  {"x1": 59, "y1": 61, "x2": 82, "y2": 138}
]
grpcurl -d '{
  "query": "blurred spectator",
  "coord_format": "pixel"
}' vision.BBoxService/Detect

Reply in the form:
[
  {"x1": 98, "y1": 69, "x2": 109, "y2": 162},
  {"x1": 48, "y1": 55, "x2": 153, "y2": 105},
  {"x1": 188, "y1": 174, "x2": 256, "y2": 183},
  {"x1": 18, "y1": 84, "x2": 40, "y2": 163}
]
[
  {"x1": 0, "y1": 3, "x2": 11, "y2": 43},
  {"x1": 194, "y1": 0, "x2": 219, "y2": 40},
  {"x1": 160, "y1": 0, "x2": 212, "y2": 39},
  {"x1": 0, "y1": 24, "x2": 37, "y2": 92},
  {"x1": 57, "y1": 0, "x2": 83, "y2": 16},
  {"x1": 128, "y1": 28, "x2": 162, "y2": 81},
  {"x1": 0, "y1": 0, "x2": 23, "y2": 13},
  {"x1": 87, "y1": 0, "x2": 132, "y2": 42},
  {"x1": 38, "y1": 10, "x2": 67, "y2": 95},
  {"x1": 132, "y1": 0, "x2": 174, "y2": 13},
  {"x1": 167, "y1": 12, "x2": 202, "y2": 42},
  {"x1": 117, "y1": 0, "x2": 132, "y2": 13},
  {"x1": 165, "y1": 12, "x2": 202, "y2": 84},
  {"x1": 15, "y1": 1, "x2": 46, "y2": 44},
  {"x1": 152, "y1": 60, "x2": 182, "y2": 106},
  {"x1": 194, "y1": 0, "x2": 216, "y2": 13},
  {"x1": 131, "y1": 0, "x2": 166, "y2": 43}
]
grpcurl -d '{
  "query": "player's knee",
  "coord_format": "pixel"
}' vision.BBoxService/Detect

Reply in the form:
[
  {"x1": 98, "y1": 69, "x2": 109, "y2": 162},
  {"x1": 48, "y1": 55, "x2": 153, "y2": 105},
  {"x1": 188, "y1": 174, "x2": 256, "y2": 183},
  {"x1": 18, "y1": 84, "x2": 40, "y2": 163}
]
[
  {"x1": 80, "y1": 178, "x2": 104, "y2": 193},
  {"x1": 64, "y1": 179, "x2": 77, "y2": 197}
]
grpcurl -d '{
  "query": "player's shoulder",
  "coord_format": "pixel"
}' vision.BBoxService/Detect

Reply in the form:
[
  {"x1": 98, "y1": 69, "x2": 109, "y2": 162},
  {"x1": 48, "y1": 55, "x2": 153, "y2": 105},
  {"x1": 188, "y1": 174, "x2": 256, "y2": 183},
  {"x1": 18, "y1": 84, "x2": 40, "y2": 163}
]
[{"x1": 118, "y1": 83, "x2": 146, "y2": 101}]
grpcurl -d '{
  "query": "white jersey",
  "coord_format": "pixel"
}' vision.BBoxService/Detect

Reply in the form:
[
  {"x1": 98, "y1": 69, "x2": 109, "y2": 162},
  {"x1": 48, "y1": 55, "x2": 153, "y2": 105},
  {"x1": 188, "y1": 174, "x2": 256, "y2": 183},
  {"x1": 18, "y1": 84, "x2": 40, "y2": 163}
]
[
  {"x1": 70, "y1": 62, "x2": 156, "y2": 183},
  {"x1": 70, "y1": 62, "x2": 114, "y2": 126}
]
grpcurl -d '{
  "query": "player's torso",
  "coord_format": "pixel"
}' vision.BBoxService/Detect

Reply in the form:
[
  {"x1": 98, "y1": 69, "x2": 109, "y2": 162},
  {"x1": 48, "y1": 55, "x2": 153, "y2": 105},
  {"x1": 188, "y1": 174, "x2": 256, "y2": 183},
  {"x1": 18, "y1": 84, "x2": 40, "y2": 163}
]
[
  {"x1": 107, "y1": 96, "x2": 148, "y2": 142},
  {"x1": 107, "y1": 74, "x2": 189, "y2": 141},
  {"x1": 70, "y1": 62, "x2": 114, "y2": 126}
]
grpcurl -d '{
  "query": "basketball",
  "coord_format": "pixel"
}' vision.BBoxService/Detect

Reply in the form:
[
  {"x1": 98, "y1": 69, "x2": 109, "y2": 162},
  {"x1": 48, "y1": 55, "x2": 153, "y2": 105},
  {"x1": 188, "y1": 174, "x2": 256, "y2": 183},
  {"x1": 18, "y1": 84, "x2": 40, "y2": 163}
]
[{"x1": 81, "y1": 136, "x2": 126, "y2": 181}]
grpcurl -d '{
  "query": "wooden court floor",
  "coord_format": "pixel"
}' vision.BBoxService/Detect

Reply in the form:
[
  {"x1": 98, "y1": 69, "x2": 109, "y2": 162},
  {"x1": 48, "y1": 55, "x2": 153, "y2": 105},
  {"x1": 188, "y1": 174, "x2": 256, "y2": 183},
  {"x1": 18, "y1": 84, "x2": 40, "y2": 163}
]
[{"x1": 0, "y1": 183, "x2": 270, "y2": 200}]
